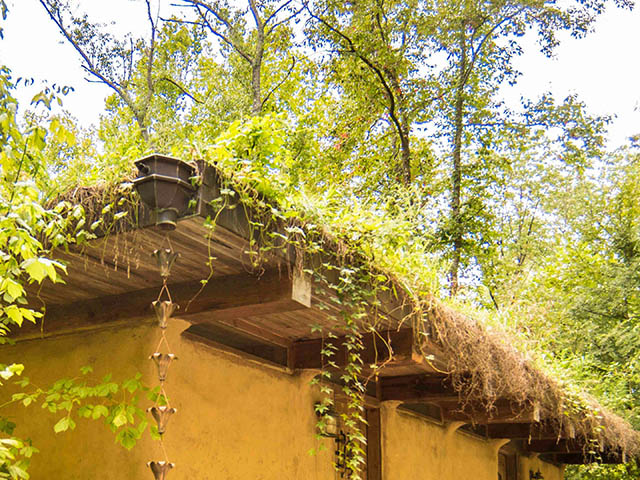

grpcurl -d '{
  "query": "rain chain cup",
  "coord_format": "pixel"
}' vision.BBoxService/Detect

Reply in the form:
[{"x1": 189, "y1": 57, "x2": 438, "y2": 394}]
[{"x1": 147, "y1": 248, "x2": 180, "y2": 479}]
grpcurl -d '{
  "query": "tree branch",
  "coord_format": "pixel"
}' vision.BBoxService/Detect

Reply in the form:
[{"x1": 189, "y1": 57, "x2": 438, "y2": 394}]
[
  {"x1": 265, "y1": 6, "x2": 304, "y2": 36},
  {"x1": 466, "y1": 6, "x2": 526, "y2": 82},
  {"x1": 142, "y1": 0, "x2": 158, "y2": 117},
  {"x1": 264, "y1": 0, "x2": 293, "y2": 26},
  {"x1": 38, "y1": 0, "x2": 127, "y2": 102},
  {"x1": 261, "y1": 56, "x2": 296, "y2": 109},
  {"x1": 305, "y1": 4, "x2": 404, "y2": 146},
  {"x1": 158, "y1": 76, "x2": 204, "y2": 104},
  {"x1": 179, "y1": 0, "x2": 253, "y2": 63},
  {"x1": 248, "y1": 0, "x2": 264, "y2": 30}
]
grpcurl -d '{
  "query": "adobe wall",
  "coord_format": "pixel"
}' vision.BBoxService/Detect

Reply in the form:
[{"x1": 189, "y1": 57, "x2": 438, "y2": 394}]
[
  {"x1": 0, "y1": 319, "x2": 564, "y2": 480},
  {"x1": 0, "y1": 319, "x2": 333, "y2": 479},
  {"x1": 381, "y1": 404, "x2": 564, "y2": 480},
  {"x1": 521, "y1": 454, "x2": 564, "y2": 480}
]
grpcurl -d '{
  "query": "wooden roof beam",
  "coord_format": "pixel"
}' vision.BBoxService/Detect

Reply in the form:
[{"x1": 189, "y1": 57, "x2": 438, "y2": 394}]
[
  {"x1": 290, "y1": 328, "x2": 417, "y2": 371},
  {"x1": 15, "y1": 269, "x2": 310, "y2": 340},
  {"x1": 440, "y1": 400, "x2": 540, "y2": 424},
  {"x1": 542, "y1": 451, "x2": 625, "y2": 465},
  {"x1": 486, "y1": 422, "x2": 574, "y2": 440},
  {"x1": 378, "y1": 374, "x2": 459, "y2": 402},
  {"x1": 523, "y1": 439, "x2": 586, "y2": 454}
]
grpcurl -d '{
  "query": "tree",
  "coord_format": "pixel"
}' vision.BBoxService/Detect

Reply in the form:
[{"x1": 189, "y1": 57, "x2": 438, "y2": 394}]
[
  {"x1": 175, "y1": 0, "x2": 302, "y2": 116},
  {"x1": 427, "y1": 0, "x2": 630, "y2": 294},
  {"x1": 39, "y1": 0, "x2": 165, "y2": 142},
  {"x1": 305, "y1": 0, "x2": 437, "y2": 186}
]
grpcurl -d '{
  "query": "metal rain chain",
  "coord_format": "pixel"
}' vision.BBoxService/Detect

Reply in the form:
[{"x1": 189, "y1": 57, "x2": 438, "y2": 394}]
[{"x1": 147, "y1": 248, "x2": 180, "y2": 479}]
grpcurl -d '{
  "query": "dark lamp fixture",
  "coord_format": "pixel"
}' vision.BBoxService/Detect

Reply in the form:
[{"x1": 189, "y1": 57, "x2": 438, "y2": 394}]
[
  {"x1": 133, "y1": 154, "x2": 196, "y2": 231},
  {"x1": 315, "y1": 404, "x2": 352, "y2": 478},
  {"x1": 529, "y1": 470, "x2": 544, "y2": 480},
  {"x1": 317, "y1": 408, "x2": 340, "y2": 438}
]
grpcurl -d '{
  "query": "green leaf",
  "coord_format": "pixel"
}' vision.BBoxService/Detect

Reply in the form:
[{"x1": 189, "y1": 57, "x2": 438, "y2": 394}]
[
  {"x1": 53, "y1": 416, "x2": 70, "y2": 433},
  {"x1": 3, "y1": 279, "x2": 24, "y2": 301},
  {"x1": 92, "y1": 405, "x2": 109, "y2": 420},
  {"x1": 0, "y1": 364, "x2": 24, "y2": 380},
  {"x1": 112, "y1": 411, "x2": 127, "y2": 428},
  {"x1": 7, "y1": 464, "x2": 28, "y2": 479},
  {"x1": 20, "y1": 259, "x2": 46, "y2": 283},
  {"x1": 3, "y1": 305, "x2": 23, "y2": 327}
]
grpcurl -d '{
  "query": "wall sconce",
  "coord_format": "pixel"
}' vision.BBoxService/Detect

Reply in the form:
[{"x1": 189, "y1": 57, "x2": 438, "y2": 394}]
[
  {"x1": 315, "y1": 404, "x2": 353, "y2": 478},
  {"x1": 529, "y1": 470, "x2": 544, "y2": 480}
]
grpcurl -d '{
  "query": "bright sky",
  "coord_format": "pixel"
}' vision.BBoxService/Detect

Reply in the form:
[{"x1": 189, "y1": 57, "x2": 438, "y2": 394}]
[{"x1": 2, "y1": 0, "x2": 639, "y2": 147}]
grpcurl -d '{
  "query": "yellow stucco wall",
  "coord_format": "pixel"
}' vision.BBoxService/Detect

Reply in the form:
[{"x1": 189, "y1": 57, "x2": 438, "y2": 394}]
[
  {"x1": 0, "y1": 319, "x2": 565, "y2": 480},
  {"x1": 0, "y1": 319, "x2": 333, "y2": 479},
  {"x1": 382, "y1": 405, "x2": 564, "y2": 480},
  {"x1": 520, "y1": 454, "x2": 564, "y2": 480}
]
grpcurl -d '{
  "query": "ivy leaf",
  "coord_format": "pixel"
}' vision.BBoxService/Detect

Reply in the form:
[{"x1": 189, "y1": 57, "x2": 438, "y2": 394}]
[
  {"x1": 112, "y1": 411, "x2": 127, "y2": 427},
  {"x1": 21, "y1": 258, "x2": 47, "y2": 283},
  {"x1": 92, "y1": 405, "x2": 109, "y2": 420},
  {"x1": 53, "y1": 416, "x2": 73, "y2": 433}
]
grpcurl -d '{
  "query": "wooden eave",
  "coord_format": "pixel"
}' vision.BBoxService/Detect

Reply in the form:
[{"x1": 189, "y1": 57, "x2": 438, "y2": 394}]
[{"x1": 16, "y1": 163, "x2": 630, "y2": 465}]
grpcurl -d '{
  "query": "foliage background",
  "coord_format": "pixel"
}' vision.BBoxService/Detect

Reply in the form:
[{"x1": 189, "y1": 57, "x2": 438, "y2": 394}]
[{"x1": 1, "y1": 0, "x2": 640, "y2": 478}]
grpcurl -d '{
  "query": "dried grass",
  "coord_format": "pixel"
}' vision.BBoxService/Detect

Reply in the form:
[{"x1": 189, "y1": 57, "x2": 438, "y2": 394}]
[{"x1": 414, "y1": 295, "x2": 640, "y2": 459}]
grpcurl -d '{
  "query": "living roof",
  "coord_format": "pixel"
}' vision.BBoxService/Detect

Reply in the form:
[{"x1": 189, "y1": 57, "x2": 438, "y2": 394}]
[{"x1": 30, "y1": 147, "x2": 640, "y2": 465}]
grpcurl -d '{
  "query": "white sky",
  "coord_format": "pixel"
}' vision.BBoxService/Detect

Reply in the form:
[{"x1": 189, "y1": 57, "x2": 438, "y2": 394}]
[{"x1": 2, "y1": 0, "x2": 639, "y2": 147}]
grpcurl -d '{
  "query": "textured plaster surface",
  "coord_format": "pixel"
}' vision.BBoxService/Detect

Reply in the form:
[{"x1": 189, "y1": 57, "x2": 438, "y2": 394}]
[
  {"x1": 1, "y1": 319, "x2": 564, "y2": 479},
  {"x1": 381, "y1": 405, "x2": 564, "y2": 480},
  {"x1": 0, "y1": 320, "x2": 332, "y2": 479}
]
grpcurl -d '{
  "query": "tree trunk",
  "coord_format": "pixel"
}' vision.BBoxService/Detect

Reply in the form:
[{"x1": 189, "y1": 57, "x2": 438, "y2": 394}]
[
  {"x1": 249, "y1": 0, "x2": 264, "y2": 116},
  {"x1": 387, "y1": 72, "x2": 411, "y2": 184},
  {"x1": 449, "y1": 26, "x2": 467, "y2": 296},
  {"x1": 251, "y1": 56, "x2": 262, "y2": 116},
  {"x1": 136, "y1": 116, "x2": 150, "y2": 143},
  {"x1": 399, "y1": 114, "x2": 412, "y2": 185}
]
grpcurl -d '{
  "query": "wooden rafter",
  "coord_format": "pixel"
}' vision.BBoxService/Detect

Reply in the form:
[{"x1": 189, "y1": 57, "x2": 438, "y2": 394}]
[
  {"x1": 15, "y1": 269, "x2": 310, "y2": 340},
  {"x1": 290, "y1": 328, "x2": 416, "y2": 370},
  {"x1": 378, "y1": 374, "x2": 459, "y2": 402}
]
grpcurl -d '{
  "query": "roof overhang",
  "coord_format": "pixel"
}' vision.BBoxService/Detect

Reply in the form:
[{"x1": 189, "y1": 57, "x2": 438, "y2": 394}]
[{"x1": 16, "y1": 161, "x2": 635, "y2": 465}]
